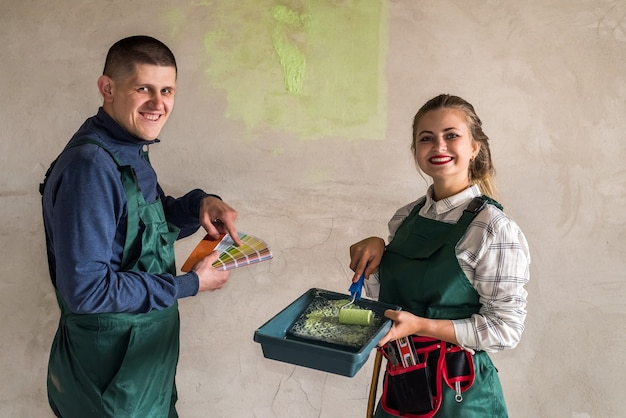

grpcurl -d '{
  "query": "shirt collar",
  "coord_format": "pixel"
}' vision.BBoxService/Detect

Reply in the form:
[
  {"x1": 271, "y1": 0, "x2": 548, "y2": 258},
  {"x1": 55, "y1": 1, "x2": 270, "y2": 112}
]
[
  {"x1": 423, "y1": 184, "x2": 482, "y2": 215},
  {"x1": 95, "y1": 107, "x2": 160, "y2": 146}
]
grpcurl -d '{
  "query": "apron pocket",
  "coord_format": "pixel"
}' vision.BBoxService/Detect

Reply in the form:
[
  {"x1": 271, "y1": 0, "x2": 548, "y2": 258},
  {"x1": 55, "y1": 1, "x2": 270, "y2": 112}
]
[{"x1": 382, "y1": 362, "x2": 434, "y2": 416}]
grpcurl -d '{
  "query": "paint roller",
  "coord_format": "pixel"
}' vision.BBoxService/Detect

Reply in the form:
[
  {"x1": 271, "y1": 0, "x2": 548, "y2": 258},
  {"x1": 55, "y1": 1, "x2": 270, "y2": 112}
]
[
  {"x1": 338, "y1": 272, "x2": 375, "y2": 326},
  {"x1": 339, "y1": 308, "x2": 374, "y2": 326}
]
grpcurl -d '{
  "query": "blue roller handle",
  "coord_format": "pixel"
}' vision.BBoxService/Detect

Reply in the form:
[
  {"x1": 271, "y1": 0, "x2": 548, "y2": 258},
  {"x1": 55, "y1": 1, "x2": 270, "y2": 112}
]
[{"x1": 349, "y1": 273, "x2": 365, "y2": 301}]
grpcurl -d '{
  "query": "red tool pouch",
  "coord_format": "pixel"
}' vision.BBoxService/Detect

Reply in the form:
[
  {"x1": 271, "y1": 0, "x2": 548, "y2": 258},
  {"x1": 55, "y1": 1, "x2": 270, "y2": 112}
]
[{"x1": 379, "y1": 336, "x2": 475, "y2": 418}]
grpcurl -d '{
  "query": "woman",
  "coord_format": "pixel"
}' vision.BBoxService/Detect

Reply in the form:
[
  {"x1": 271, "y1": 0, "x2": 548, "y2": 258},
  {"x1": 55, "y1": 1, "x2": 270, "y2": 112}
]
[{"x1": 350, "y1": 94, "x2": 530, "y2": 417}]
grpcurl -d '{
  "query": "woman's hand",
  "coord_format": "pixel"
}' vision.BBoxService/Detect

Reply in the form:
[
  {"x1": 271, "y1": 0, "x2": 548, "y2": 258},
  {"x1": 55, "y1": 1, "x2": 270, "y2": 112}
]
[
  {"x1": 377, "y1": 310, "x2": 421, "y2": 346},
  {"x1": 349, "y1": 236, "x2": 385, "y2": 282},
  {"x1": 377, "y1": 310, "x2": 459, "y2": 347}
]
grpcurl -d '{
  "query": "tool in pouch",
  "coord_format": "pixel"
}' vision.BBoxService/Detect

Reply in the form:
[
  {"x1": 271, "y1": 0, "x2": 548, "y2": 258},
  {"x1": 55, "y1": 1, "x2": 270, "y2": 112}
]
[{"x1": 378, "y1": 336, "x2": 476, "y2": 418}]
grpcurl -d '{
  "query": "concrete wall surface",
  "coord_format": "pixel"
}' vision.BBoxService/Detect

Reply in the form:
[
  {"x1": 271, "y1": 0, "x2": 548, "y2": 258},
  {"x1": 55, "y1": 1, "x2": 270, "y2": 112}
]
[{"x1": 1, "y1": 1, "x2": 624, "y2": 417}]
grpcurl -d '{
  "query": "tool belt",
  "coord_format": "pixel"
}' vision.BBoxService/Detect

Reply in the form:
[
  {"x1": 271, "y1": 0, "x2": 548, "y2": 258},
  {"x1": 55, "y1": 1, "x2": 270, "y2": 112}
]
[{"x1": 379, "y1": 336, "x2": 475, "y2": 418}]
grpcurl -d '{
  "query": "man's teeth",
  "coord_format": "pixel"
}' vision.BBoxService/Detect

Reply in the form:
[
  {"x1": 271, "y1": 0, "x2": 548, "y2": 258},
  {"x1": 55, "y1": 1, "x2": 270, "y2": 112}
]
[{"x1": 144, "y1": 114, "x2": 159, "y2": 121}]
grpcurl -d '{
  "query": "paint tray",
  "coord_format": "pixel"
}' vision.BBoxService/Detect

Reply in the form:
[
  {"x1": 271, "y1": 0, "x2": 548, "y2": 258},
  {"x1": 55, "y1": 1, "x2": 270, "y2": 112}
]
[{"x1": 253, "y1": 288, "x2": 401, "y2": 377}]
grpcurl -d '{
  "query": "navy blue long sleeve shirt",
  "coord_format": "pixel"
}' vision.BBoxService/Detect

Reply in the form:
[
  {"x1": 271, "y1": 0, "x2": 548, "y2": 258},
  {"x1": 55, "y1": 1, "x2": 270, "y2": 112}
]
[{"x1": 42, "y1": 108, "x2": 212, "y2": 314}]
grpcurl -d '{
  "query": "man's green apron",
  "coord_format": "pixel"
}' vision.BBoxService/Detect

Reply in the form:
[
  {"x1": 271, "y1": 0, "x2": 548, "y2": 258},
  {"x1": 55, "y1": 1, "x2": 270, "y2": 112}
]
[
  {"x1": 45, "y1": 141, "x2": 181, "y2": 418},
  {"x1": 375, "y1": 197, "x2": 508, "y2": 418}
]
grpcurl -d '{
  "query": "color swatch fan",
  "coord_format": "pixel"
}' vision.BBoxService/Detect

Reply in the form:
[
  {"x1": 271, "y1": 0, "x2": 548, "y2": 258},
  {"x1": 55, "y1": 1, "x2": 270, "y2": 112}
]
[{"x1": 181, "y1": 233, "x2": 273, "y2": 272}]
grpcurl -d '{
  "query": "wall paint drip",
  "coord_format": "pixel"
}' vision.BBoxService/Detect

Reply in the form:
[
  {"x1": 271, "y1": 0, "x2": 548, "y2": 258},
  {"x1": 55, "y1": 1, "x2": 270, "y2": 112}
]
[
  {"x1": 271, "y1": 4, "x2": 308, "y2": 94},
  {"x1": 196, "y1": 0, "x2": 388, "y2": 140}
]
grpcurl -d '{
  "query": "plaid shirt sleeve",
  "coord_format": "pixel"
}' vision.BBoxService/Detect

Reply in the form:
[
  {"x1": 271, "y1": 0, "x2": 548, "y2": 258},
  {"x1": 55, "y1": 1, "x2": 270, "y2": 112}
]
[{"x1": 453, "y1": 205, "x2": 531, "y2": 352}]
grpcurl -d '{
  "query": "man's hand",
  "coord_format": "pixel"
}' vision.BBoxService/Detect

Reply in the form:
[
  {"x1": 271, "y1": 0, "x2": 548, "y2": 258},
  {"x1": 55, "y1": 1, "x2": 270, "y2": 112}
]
[
  {"x1": 199, "y1": 196, "x2": 242, "y2": 246},
  {"x1": 192, "y1": 251, "x2": 231, "y2": 292}
]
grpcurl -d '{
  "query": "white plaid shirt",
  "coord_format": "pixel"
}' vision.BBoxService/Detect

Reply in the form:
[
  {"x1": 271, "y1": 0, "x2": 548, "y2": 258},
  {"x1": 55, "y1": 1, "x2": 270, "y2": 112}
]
[{"x1": 366, "y1": 185, "x2": 530, "y2": 353}]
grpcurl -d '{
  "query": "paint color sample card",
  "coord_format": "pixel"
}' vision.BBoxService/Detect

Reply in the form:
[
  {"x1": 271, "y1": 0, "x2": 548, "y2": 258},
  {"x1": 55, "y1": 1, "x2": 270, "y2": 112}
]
[{"x1": 181, "y1": 233, "x2": 273, "y2": 272}]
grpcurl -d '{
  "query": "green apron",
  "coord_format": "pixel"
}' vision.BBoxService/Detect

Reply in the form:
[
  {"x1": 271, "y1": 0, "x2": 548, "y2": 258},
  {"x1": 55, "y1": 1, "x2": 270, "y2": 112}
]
[
  {"x1": 375, "y1": 197, "x2": 508, "y2": 418},
  {"x1": 46, "y1": 141, "x2": 181, "y2": 418}
]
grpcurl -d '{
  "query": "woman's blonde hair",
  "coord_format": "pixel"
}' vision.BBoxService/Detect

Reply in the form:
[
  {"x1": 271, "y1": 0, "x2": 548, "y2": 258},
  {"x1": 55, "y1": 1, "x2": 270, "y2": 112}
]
[{"x1": 411, "y1": 94, "x2": 498, "y2": 199}]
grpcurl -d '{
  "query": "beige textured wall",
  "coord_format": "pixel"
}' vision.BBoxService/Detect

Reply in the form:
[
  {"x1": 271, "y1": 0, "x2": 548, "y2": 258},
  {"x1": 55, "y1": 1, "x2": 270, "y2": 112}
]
[{"x1": 1, "y1": 1, "x2": 625, "y2": 417}]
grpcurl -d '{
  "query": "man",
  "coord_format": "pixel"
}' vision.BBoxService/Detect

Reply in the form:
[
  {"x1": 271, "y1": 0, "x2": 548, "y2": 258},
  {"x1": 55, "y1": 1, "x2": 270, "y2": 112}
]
[{"x1": 40, "y1": 35, "x2": 241, "y2": 417}]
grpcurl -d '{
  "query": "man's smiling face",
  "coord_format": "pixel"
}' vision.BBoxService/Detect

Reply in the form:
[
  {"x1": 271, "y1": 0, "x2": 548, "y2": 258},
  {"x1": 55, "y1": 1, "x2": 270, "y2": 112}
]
[{"x1": 99, "y1": 63, "x2": 176, "y2": 141}]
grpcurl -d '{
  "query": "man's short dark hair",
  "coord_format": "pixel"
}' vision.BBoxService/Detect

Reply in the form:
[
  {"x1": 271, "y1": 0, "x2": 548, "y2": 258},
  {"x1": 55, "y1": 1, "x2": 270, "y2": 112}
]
[{"x1": 103, "y1": 35, "x2": 177, "y2": 80}]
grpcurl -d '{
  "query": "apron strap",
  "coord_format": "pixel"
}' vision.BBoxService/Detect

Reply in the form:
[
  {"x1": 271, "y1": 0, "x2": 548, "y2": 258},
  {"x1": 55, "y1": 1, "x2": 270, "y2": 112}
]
[{"x1": 400, "y1": 195, "x2": 501, "y2": 253}]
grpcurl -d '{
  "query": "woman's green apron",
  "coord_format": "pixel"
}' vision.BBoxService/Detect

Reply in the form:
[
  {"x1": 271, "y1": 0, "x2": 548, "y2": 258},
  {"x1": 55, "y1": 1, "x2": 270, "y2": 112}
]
[
  {"x1": 45, "y1": 140, "x2": 181, "y2": 418},
  {"x1": 375, "y1": 197, "x2": 508, "y2": 418}
]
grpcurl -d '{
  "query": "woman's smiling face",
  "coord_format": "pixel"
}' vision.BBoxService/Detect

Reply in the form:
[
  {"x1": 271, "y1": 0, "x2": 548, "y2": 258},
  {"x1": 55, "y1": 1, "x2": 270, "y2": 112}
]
[{"x1": 413, "y1": 108, "x2": 480, "y2": 198}]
